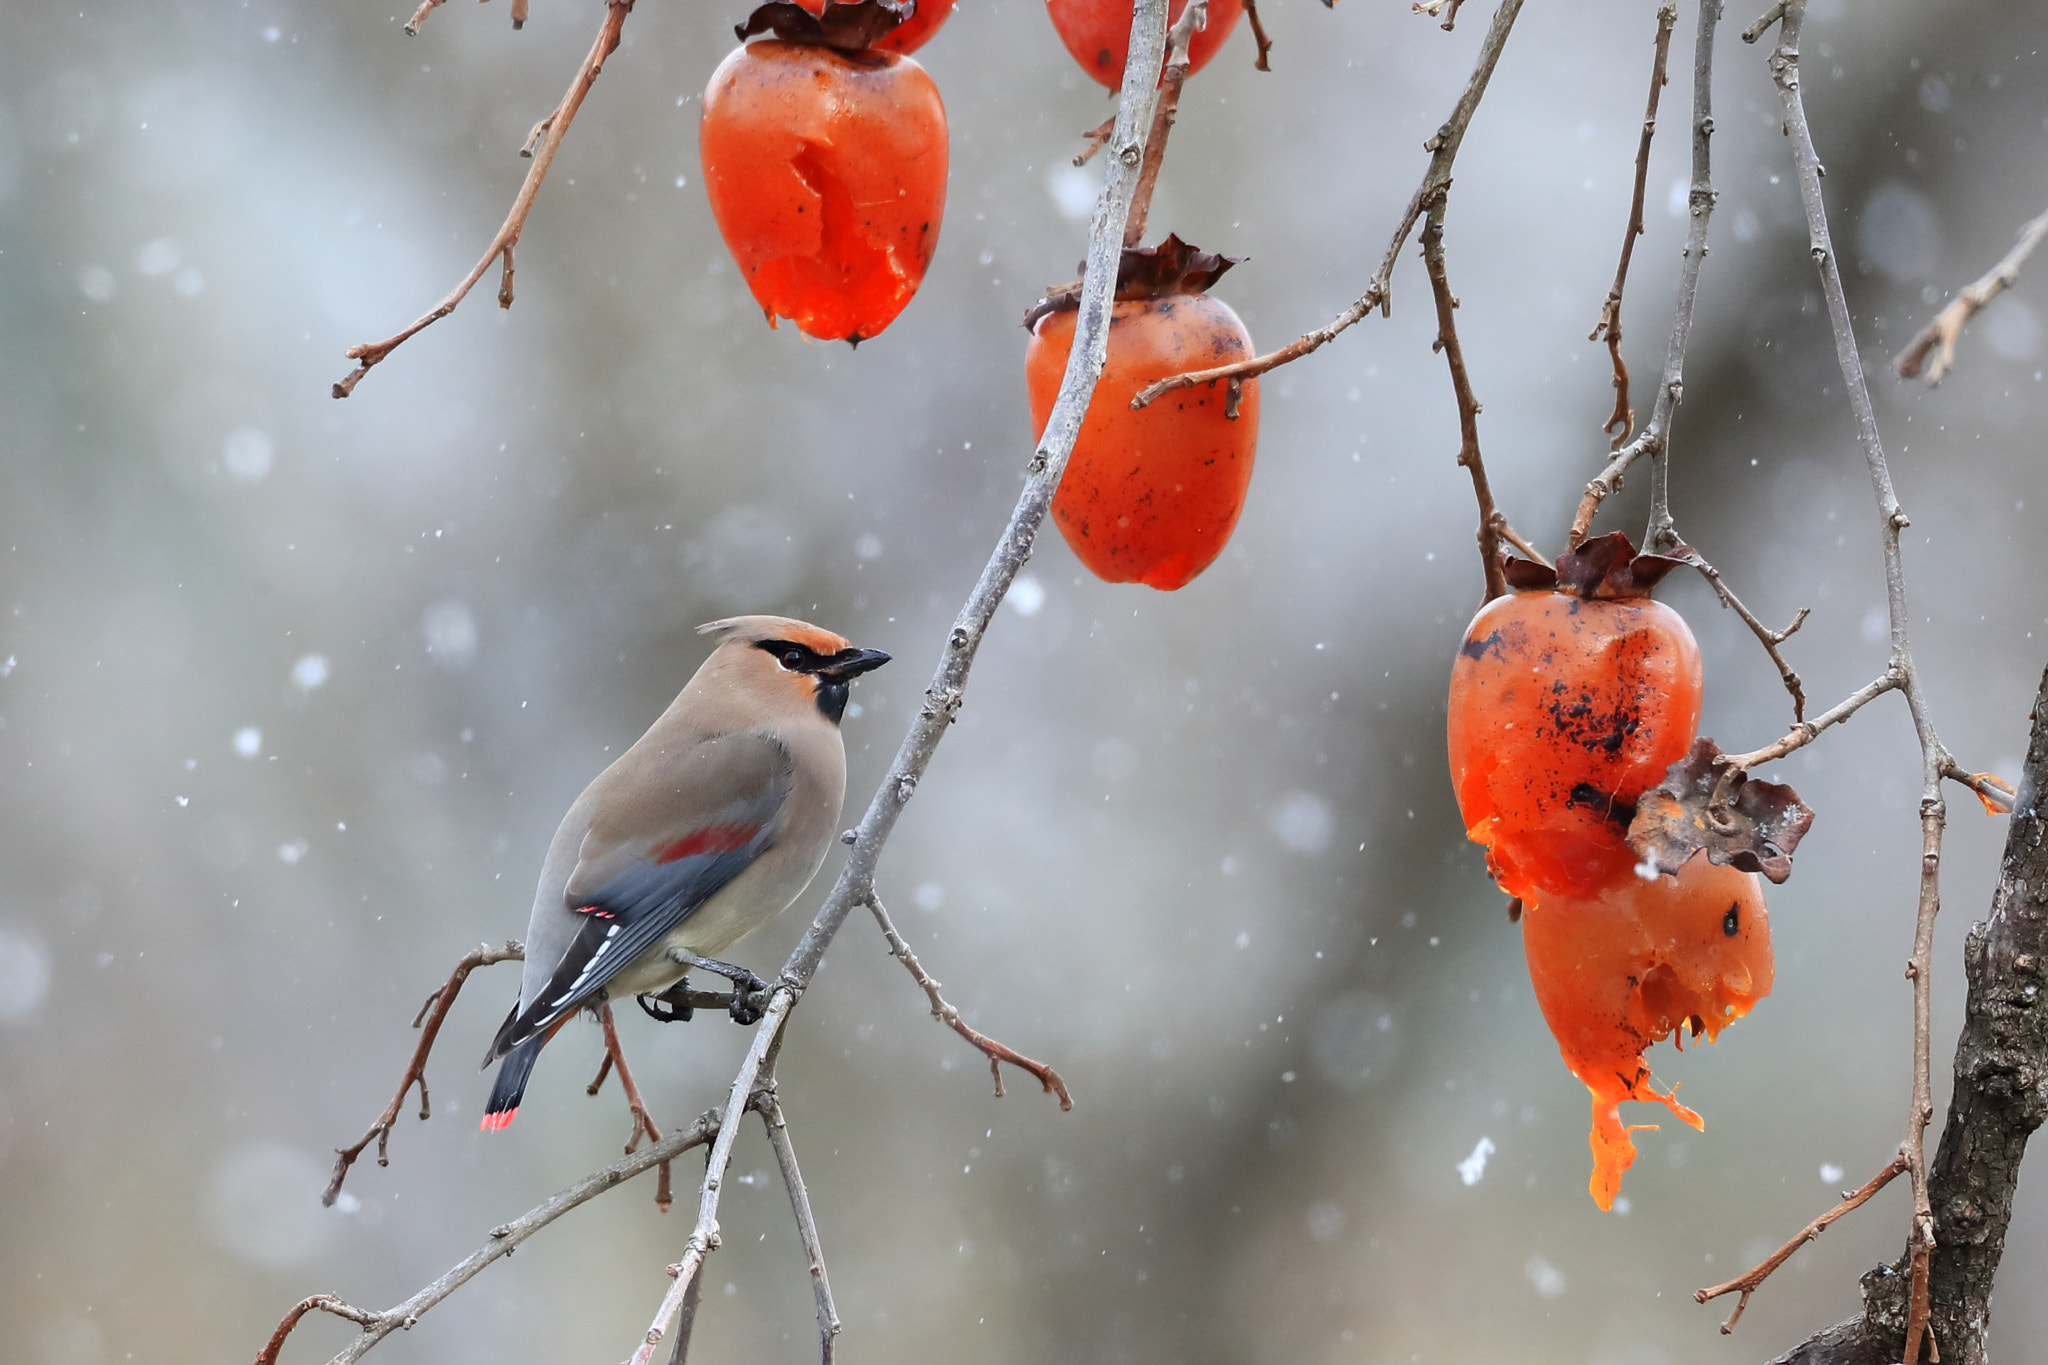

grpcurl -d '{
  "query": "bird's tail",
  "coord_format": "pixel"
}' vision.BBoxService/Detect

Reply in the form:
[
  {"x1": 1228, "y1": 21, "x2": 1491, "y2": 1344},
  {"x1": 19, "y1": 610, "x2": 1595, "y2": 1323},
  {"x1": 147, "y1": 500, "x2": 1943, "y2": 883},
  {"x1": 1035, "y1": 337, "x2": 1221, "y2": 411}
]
[{"x1": 481, "y1": 1034, "x2": 544, "y2": 1132}]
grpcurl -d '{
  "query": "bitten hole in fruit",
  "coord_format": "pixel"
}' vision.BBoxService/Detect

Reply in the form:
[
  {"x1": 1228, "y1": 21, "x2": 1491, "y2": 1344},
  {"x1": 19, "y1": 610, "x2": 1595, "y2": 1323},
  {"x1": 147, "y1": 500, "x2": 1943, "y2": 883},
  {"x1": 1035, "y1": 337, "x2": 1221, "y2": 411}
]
[{"x1": 753, "y1": 142, "x2": 913, "y2": 339}]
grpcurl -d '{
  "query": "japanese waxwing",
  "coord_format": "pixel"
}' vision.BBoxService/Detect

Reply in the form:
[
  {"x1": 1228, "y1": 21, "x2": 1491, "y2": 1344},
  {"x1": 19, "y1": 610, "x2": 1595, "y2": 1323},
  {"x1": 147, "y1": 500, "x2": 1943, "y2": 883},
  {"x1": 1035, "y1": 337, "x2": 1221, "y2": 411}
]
[{"x1": 479, "y1": 615, "x2": 889, "y2": 1129}]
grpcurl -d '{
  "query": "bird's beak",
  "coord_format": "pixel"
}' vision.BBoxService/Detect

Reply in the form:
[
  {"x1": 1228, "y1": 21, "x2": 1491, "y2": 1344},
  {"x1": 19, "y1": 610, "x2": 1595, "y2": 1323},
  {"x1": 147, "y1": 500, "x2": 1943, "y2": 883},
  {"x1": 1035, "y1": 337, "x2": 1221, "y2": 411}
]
[{"x1": 817, "y1": 647, "x2": 891, "y2": 682}]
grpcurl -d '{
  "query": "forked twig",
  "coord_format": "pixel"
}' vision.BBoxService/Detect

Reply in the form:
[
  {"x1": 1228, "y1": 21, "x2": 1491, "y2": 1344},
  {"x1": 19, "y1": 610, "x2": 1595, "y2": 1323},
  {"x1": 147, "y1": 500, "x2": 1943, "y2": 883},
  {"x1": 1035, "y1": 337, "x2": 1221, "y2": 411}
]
[
  {"x1": 332, "y1": 0, "x2": 634, "y2": 398},
  {"x1": 324, "y1": 940, "x2": 523, "y2": 1207},
  {"x1": 1568, "y1": 0, "x2": 1722, "y2": 551},
  {"x1": 1694, "y1": 1153, "x2": 1909, "y2": 1333},
  {"x1": 757, "y1": 1084, "x2": 841, "y2": 1363},
  {"x1": 1895, "y1": 206, "x2": 2048, "y2": 385},
  {"x1": 1588, "y1": 3, "x2": 1678, "y2": 449},
  {"x1": 1129, "y1": 0, "x2": 1526, "y2": 410},
  {"x1": 595, "y1": 1001, "x2": 673, "y2": 1214},
  {"x1": 1675, "y1": 546, "x2": 1809, "y2": 720},
  {"x1": 868, "y1": 895, "x2": 1073, "y2": 1109}
]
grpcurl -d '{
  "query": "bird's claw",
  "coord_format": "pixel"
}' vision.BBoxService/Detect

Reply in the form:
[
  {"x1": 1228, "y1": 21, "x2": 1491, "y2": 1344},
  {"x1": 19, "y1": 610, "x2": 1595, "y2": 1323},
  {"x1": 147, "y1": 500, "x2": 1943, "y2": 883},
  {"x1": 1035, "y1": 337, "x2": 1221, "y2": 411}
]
[
  {"x1": 636, "y1": 980, "x2": 695, "y2": 1024},
  {"x1": 728, "y1": 972, "x2": 770, "y2": 1026}
]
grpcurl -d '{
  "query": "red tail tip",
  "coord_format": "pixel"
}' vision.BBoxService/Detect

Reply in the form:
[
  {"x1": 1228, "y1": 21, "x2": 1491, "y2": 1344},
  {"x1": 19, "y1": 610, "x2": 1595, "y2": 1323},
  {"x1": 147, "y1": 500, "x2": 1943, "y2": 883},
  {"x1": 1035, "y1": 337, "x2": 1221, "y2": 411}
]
[{"x1": 479, "y1": 1108, "x2": 518, "y2": 1132}]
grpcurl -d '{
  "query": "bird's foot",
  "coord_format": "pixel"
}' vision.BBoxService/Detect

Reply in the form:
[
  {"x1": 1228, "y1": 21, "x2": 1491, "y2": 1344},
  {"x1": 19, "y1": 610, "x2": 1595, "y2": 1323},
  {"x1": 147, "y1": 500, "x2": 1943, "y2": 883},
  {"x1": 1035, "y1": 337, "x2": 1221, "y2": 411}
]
[{"x1": 636, "y1": 978, "x2": 695, "y2": 1024}]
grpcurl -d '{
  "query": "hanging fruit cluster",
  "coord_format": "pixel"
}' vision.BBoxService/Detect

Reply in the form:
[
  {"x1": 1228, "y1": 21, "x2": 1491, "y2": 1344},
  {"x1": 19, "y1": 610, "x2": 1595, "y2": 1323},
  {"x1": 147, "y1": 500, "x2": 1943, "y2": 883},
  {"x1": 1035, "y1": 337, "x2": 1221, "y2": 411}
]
[
  {"x1": 1446, "y1": 534, "x2": 1778, "y2": 1209},
  {"x1": 1025, "y1": 238, "x2": 1259, "y2": 591},
  {"x1": 700, "y1": 0, "x2": 951, "y2": 343}
]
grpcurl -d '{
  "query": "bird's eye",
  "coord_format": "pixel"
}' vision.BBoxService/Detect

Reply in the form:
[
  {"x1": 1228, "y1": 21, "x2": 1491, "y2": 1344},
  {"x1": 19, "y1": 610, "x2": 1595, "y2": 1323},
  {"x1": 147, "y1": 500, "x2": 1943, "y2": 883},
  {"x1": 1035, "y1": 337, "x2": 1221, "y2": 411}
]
[{"x1": 782, "y1": 649, "x2": 806, "y2": 670}]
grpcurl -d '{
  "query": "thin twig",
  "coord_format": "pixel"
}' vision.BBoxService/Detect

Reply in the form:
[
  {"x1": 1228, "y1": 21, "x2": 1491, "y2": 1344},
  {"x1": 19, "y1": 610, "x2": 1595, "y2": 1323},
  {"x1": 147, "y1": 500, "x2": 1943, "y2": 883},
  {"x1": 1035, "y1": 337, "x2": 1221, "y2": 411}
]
[
  {"x1": 332, "y1": 0, "x2": 633, "y2": 398},
  {"x1": 1589, "y1": 3, "x2": 1678, "y2": 449},
  {"x1": 256, "y1": 1295, "x2": 381, "y2": 1365},
  {"x1": 1675, "y1": 546, "x2": 1810, "y2": 721},
  {"x1": 290, "y1": 1112, "x2": 720, "y2": 1365},
  {"x1": 402, "y1": 0, "x2": 445, "y2": 36},
  {"x1": 324, "y1": 941, "x2": 522, "y2": 1207},
  {"x1": 596, "y1": 1001, "x2": 673, "y2": 1214},
  {"x1": 1411, "y1": 0, "x2": 1468, "y2": 31},
  {"x1": 1073, "y1": 115, "x2": 1117, "y2": 167},
  {"x1": 1694, "y1": 1152, "x2": 1909, "y2": 1334},
  {"x1": 757, "y1": 1084, "x2": 841, "y2": 1364},
  {"x1": 867, "y1": 896, "x2": 1073, "y2": 1109},
  {"x1": 1569, "y1": 0, "x2": 1721, "y2": 551},
  {"x1": 1241, "y1": 0, "x2": 1274, "y2": 70},
  {"x1": 1418, "y1": 191, "x2": 1507, "y2": 601},
  {"x1": 1720, "y1": 670, "x2": 1902, "y2": 772},
  {"x1": 1896, "y1": 206, "x2": 2048, "y2": 384},
  {"x1": 1940, "y1": 759, "x2": 2017, "y2": 815},
  {"x1": 1129, "y1": 0, "x2": 1525, "y2": 410},
  {"x1": 1762, "y1": 5, "x2": 1950, "y2": 1357},
  {"x1": 1123, "y1": 0, "x2": 1209, "y2": 247}
]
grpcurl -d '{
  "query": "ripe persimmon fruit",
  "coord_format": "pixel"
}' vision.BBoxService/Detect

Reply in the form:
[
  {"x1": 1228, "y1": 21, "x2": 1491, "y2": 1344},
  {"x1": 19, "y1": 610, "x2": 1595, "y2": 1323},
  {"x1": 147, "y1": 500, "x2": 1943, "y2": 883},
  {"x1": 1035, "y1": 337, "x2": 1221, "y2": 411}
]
[
  {"x1": 875, "y1": 0, "x2": 954, "y2": 52},
  {"x1": 1521, "y1": 853, "x2": 1773, "y2": 1209},
  {"x1": 700, "y1": 0, "x2": 948, "y2": 343},
  {"x1": 1446, "y1": 535, "x2": 1700, "y2": 905},
  {"x1": 1045, "y1": 0, "x2": 1244, "y2": 88},
  {"x1": 1025, "y1": 237, "x2": 1258, "y2": 592}
]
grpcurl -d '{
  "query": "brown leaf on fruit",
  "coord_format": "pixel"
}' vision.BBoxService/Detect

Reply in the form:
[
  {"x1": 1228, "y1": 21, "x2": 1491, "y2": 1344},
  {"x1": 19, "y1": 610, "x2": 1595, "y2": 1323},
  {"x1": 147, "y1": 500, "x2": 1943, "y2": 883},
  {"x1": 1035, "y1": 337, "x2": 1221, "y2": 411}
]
[
  {"x1": 1023, "y1": 235, "x2": 1242, "y2": 329},
  {"x1": 1498, "y1": 531, "x2": 1684, "y2": 601},
  {"x1": 737, "y1": 0, "x2": 910, "y2": 51},
  {"x1": 1627, "y1": 736, "x2": 1816, "y2": 884}
]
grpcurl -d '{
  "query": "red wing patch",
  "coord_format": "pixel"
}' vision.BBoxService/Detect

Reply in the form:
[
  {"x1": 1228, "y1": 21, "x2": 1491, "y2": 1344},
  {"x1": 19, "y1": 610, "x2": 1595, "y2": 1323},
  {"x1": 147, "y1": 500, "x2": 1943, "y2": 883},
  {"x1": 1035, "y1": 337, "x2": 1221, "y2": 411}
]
[{"x1": 652, "y1": 823, "x2": 760, "y2": 864}]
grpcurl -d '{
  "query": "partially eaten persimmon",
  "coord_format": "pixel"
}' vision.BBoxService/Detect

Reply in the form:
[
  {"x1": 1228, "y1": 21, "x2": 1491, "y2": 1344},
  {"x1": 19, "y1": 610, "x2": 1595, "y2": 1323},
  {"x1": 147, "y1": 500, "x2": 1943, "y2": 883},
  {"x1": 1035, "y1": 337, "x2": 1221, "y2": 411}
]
[
  {"x1": 700, "y1": 2, "x2": 948, "y2": 343},
  {"x1": 1520, "y1": 854, "x2": 1773, "y2": 1209},
  {"x1": 1447, "y1": 535, "x2": 1700, "y2": 904}
]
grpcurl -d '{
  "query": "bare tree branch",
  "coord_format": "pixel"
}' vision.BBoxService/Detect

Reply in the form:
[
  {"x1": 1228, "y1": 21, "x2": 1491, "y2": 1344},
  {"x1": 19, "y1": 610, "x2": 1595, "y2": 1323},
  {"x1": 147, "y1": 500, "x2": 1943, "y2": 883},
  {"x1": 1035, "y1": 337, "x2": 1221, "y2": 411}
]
[
  {"x1": 1895, "y1": 206, "x2": 2048, "y2": 385},
  {"x1": 1240, "y1": 0, "x2": 1274, "y2": 70},
  {"x1": 323, "y1": 940, "x2": 522, "y2": 1207},
  {"x1": 1418, "y1": 191, "x2": 1507, "y2": 600},
  {"x1": 1128, "y1": 0, "x2": 1526, "y2": 410},
  {"x1": 1753, "y1": 3, "x2": 1954, "y2": 1356},
  {"x1": 332, "y1": 0, "x2": 633, "y2": 398},
  {"x1": 756, "y1": 1084, "x2": 840, "y2": 1364},
  {"x1": 1696, "y1": 1152, "x2": 1909, "y2": 1333},
  {"x1": 1670, "y1": 546, "x2": 1810, "y2": 720},
  {"x1": 1568, "y1": 0, "x2": 1723, "y2": 551},
  {"x1": 867, "y1": 895, "x2": 1073, "y2": 1108},
  {"x1": 1124, "y1": 0, "x2": 1210, "y2": 247},
  {"x1": 595, "y1": 1000, "x2": 674, "y2": 1213},
  {"x1": 1589, "y1": 2, "x2": 1678, "y2": 449},
  {"x1": 269, "y1": 1112, "x2": 721, "y2": 1365}
]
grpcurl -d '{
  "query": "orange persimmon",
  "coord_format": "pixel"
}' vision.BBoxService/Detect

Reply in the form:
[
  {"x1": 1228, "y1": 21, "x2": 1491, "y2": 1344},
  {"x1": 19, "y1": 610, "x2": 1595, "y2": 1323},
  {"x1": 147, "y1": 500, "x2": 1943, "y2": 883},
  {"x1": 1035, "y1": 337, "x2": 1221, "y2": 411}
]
[
  {"x1": 875, "y1": 0, "x2": 954, "y2": 52},
  {"x1": 1446, "y1": 535, "x2": 1700, "y2": 904},
  {"x1": 1045, "y1": 0, "x2": 1245, "y2": 88},
  {"x1": 1521, "y1": 855, "x2": 1774, "y2": 1209},
  {"x1": 700, "y1": 2, "x2": 948, "y2": 343},
  {"x1": 1025, "y1": 238, "x2": 1258, "y2": 591}
]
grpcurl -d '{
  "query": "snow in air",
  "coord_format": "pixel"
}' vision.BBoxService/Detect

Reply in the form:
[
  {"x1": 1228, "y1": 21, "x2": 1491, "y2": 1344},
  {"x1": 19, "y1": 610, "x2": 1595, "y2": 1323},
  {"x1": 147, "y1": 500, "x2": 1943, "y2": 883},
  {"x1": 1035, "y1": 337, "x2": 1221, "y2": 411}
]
[
  {"x1": 422, "y1": 598, "x2": 478, "y2": 668},
  {"x1": 0, "y1": 925, "x2": 51, "y2": 1021},
  {"x1": 222, "y1": 428, "x2": 273, "y2": 484},
  {"x1": 1819, "y1": 1161, "x2": 1845, "y2": 1185},
  {"x1": 233, "y1": 726, "x2": 261, "y2": 758},
  {"x1": 291, "y1": 653, "x2": 329, "y2": 691},
  {"x1": 1271, "y1": 791, "x2": 1332, "y2": 853},
  {"x1": 1007, "y1": 574, "x2": 1045, "y2": 617},
  {"x1": 1457, "y1": 1136, "x2": 1495, "y2": 1186},
  {"x1": 1524, "y1": 1255, "x2": 1567, "y2": 1299}
]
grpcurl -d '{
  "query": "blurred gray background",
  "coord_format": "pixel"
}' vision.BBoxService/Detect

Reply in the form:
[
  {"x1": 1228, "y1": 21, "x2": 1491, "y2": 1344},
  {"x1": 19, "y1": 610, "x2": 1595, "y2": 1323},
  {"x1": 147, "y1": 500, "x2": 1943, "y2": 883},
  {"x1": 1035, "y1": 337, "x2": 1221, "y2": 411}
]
[{"x1": 4, "y1": 0, "x2": 2047, "y2": 1362}]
